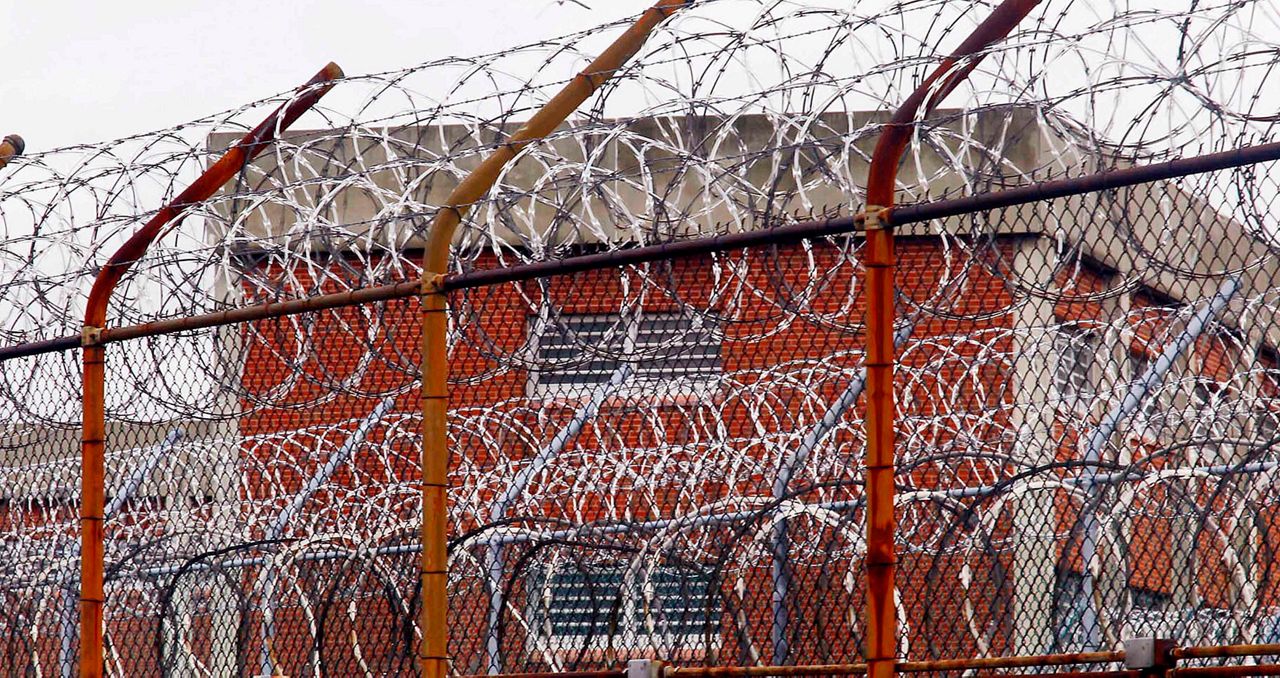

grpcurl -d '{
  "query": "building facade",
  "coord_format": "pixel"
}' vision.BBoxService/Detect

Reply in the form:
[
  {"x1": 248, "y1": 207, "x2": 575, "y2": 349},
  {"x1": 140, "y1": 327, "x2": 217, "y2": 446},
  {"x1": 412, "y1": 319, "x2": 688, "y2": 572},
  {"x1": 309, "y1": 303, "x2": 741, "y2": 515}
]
[{"x1": 5, "y1": 108, "x2": 1280, "y2": 675}]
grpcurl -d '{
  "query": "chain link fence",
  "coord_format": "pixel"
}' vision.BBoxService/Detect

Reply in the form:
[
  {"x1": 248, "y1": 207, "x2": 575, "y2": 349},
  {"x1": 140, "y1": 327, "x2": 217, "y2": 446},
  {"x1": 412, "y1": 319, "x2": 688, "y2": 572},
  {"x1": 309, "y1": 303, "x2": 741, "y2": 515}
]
[{"x1": 4, "y1": 1, "x2": 1280, "y2": 675}]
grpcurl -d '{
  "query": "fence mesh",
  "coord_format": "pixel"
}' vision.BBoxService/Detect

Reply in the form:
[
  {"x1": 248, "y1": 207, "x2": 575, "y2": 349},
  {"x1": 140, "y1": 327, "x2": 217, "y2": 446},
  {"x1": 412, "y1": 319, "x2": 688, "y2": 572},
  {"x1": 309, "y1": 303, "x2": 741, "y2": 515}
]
[{"x1": 4, "y1": 0, "x2": 1280, "y2": 675}]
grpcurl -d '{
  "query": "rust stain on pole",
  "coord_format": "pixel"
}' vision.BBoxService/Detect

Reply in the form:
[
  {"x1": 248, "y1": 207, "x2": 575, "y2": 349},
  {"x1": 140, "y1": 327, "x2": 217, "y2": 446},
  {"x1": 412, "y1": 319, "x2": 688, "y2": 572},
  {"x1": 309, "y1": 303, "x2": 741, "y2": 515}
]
[
  {"x1": 667, "y1": 664, "x2": 868, "y2": 677},
  {"x1": 998, "y1": 665, "x2": 1141, "y2": 670},
  {"x1": 460, "y1": 665, "x2": 629, "y2": 670},
  {"x1": 861, "y1": 3, "x2": 1041, "y2": 678},
  {"x1": 445, "y1": 654, "x2": 1280, "y2": 678},
  {"x1": 1170, "y1": 668, "x2": 1280, "y2": 677},
  {"x1": 76, "y1": 62, "x2": 341, "y2": 678},
  {"x1": 415, "y1": 3, "x2": 692, "y2": 676}
]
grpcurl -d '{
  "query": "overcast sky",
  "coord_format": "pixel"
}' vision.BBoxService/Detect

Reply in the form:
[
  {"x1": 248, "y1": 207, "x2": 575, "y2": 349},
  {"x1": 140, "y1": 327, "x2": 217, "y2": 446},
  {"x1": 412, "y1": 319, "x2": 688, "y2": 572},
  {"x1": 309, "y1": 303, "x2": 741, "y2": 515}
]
[{"x1": 0, "y1": 1, "x2": 653, "y2": 150}]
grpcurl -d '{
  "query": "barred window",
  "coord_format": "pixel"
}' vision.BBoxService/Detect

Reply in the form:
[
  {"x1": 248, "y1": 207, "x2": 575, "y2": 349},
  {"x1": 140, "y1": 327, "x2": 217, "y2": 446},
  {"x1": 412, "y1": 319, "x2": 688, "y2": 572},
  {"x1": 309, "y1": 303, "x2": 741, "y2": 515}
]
[
  {"x1": 1128, "y1": 607, "x2": 1243, "y2": 647},
  {"x1": 527, "y1": 564, "x2": 720, "y2": 651},
  {"x1": 529, "y1": 312, "x2": 721, "y2": 397},
  {"x1": 1052, "y1": 569, "x2": 1090, "y2": 651}
]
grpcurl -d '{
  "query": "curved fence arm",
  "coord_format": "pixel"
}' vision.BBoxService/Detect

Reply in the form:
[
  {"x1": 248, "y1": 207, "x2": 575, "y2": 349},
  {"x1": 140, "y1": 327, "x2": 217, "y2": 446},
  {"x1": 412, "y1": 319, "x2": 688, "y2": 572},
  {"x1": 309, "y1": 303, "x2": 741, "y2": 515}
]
[
  {"x1": 77, "y1": 62, "x2": 343, "y2": 678},
  {"x1": 81, "y1": 62, "x2": 343, "y2": 330},
  {"x1": 0, "y1": 134, "x2": 24, "y2": 170},
  {"x1": 862, "y1": 3, "x2": 1041, "y2": 678},
  {"x1": 415, "y1": 4, "x2": 692, "y2": 677}
]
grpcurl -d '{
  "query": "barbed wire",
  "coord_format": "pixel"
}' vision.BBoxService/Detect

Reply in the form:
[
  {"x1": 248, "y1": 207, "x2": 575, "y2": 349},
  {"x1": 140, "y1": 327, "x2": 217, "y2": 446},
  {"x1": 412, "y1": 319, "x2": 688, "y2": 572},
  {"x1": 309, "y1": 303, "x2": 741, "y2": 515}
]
[{"x1": 3, "y1": 0, "x2": 1280, "y2": 674}]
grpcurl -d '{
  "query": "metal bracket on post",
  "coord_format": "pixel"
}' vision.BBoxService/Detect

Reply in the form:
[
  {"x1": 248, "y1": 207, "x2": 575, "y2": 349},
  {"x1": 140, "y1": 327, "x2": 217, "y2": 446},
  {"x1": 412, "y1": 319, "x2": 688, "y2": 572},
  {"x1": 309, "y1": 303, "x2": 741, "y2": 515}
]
[
  {"x1": 627, "y1": 659, "x2": 667, "y2": 678},
  {"x1": 1124, "y1": 638, "x2": 1177, "y2": 677},
  {"x1": 861, "y1": 205, "x2": 889, "y2": 231},
  {"x1": 81, "y1": 325, "x2": 103, "y2": 348},
  {"x1": 421, "y1": 273, "x2": 446, "y2": 296}
]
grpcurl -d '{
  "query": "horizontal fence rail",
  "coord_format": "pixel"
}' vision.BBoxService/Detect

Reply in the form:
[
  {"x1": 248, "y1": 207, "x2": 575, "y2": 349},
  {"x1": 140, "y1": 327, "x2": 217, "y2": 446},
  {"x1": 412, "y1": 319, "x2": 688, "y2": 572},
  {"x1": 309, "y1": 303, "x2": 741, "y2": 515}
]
[
  {"x1": 458, "y1": 645, "x2": 1280, "y2": 678},
  {"x1": 7, "y1": 138, "x2": 1280, "y2": 363}
]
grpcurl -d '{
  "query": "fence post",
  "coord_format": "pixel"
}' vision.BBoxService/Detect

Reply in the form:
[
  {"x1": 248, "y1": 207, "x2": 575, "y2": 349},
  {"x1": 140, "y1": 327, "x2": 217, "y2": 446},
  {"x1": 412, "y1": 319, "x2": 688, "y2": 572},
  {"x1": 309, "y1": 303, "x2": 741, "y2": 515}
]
[
  {"x1": 414, "y1": 3, "x2": 692, "y2": 676},
  {"x1": 75, "y1": 63, "x2": 341, "y2": 678},
  {"x1": 861, "y1": 3, "x2": 1041, "y2": 677},
  {"x1": 771, "y1": 320, "x2": 918, "y2": 665}
]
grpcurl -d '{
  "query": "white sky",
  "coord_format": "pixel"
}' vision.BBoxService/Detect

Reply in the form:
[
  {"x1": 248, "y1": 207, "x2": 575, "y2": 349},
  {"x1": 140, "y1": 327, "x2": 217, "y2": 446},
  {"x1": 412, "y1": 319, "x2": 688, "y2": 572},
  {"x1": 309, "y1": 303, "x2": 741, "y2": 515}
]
[{"x1": 0, "y1": 0, "x2": 653, "y2": 150}]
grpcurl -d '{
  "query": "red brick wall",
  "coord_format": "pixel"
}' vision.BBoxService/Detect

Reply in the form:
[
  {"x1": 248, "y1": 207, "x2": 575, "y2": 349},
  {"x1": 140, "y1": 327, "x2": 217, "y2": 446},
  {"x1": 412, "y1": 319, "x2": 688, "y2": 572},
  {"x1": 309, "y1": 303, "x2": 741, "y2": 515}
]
[{"x1": 11, "y1": 236, "x2": 1268, "y2": 673}]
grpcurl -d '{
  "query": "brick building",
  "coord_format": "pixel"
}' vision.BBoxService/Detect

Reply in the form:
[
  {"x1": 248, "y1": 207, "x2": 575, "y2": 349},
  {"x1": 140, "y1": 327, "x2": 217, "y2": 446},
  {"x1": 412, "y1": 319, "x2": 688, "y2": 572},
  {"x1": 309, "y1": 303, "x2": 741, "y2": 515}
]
[
  {"x1": 211, "y1": 107, "x2": 1280, "y2": 673},
  {"x1": 4, "y1": 108, "x2": 1279, "y2": 675}
]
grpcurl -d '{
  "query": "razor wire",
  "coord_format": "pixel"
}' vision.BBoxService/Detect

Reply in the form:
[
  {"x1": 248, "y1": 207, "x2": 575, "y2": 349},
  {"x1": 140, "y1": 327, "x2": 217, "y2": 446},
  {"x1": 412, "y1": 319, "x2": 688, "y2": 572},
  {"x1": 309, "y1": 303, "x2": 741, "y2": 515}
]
[
  {"x1": 3, "y1": 0, "x2": 1280, "y2": 349},
  {"x1": 3, "y1": 0, "x2": 1280, "y2": 675}
]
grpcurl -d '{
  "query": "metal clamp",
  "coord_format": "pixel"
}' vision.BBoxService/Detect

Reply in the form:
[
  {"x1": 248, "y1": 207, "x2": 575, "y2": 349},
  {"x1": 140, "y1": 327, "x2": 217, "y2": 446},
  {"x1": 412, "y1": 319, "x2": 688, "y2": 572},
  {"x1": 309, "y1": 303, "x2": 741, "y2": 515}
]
[
  {"x1": 627, "y1": 659, "x2": 668, "y2": 678},
  {"x1": 81, "y1": 325, "x2": 103, "y2": 347},
  {"x1": 1124, "y1": 637, "x2": 1177, "y2": 675},
  {"x1": 861, "y1": 205, "x2": 889, "y2": 231},
  {"x1": 421, "y1": 273, "x2": 447, "y2": 295},
  {"x1": 1, "y1": 134, "x2": 24, "y2": 156}
]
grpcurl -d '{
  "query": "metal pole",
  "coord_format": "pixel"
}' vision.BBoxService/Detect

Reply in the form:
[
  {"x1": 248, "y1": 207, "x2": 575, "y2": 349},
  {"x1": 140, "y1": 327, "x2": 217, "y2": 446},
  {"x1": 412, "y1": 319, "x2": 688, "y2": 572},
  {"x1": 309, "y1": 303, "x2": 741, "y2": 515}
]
[
  {"x1": 415, "y1": 4, "x2": 690, "y2": 676},
  {"x1": 861, "y1": 3, "x2": 1040, "y2": 677},
  {"x1": 770, "y1": 321, "x2": 916, "y2": 664},
  {"x1": 103, "y1": 429, "x2": 183, "y2": 518},
  {"x1": 61, "y1": 429, "x2": 182, "y2": 678},
  {"x1": 76, "y1": 63, "x2": 341, "y2": 678},
  {"x1": 1075, "y1": 276, "x2": 1241, "y2": 649}
]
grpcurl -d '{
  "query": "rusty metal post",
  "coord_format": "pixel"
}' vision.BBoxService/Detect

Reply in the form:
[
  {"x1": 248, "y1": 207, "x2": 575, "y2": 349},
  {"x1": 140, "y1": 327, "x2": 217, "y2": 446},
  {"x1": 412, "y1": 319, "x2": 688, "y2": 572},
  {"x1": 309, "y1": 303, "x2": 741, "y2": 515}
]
[
  {"x1": 76, "y1": 63, "x2": 341, "y2": 678},
  {"x1": 0, "y1": 134, "x2": 24, "y2": 169},
  {"x1": 415, "y1": 3, "x2": 692, "y2": 676},
  {"x1": 861, "y1": 3, "x2": 1041, "y2": 678}
]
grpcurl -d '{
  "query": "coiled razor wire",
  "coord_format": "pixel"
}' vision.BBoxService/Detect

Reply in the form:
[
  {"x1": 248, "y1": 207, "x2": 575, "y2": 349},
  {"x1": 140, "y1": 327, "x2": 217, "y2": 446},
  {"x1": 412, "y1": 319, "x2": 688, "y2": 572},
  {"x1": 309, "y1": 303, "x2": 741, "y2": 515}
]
[{"x1": 2, "y1": 0, "x2": 1280, "y2": 674}]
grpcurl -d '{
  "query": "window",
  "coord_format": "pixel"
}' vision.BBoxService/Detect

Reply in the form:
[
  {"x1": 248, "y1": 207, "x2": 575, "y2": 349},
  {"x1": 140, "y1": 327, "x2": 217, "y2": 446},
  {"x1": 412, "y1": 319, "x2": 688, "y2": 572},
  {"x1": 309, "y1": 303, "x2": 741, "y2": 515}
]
[
  {"x1": 1053, "y1": 326, "x2": 1095, "y2": 411},
  {"x1": 529, "y1": 312, "x2": 721, "y2": 398},
  {"x1": 527, "y1": 564, "x2": 720, "y2": 651},
  {"x1": 1051, "y1": 569, "x2": 1090, "y2": 651},
  {"x1": 1128, "y1": 607, "x2": 1242, "y2": 647},
  {"x1": 1129, "y1": 585, "x2": 1169, "y2": 612}
]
